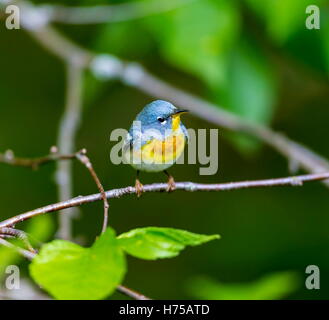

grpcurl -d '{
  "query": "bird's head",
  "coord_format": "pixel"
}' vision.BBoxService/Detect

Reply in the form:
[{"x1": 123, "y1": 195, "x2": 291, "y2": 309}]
[{"x1": 136, "y1": 100, "x2": 188, "y2": 132}]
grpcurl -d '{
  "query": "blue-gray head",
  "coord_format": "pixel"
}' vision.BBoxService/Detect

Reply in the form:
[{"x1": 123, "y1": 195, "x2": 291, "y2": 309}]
[{"x1": 135, "y1": 100, "x2": 187, "y2": 133}]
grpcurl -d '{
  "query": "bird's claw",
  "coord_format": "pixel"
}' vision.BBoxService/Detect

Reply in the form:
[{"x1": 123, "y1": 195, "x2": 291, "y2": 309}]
[
  {"x1": 166, "y1": 175, "x2": 176, "y2": 193},
  {"x1": 135, "y1": 179, "x2": 144, "y2": 197}
]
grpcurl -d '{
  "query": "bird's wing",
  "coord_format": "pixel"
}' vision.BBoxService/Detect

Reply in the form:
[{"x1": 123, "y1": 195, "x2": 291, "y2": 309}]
[
  {"x1": 123, "y1": 124, "x2": 150, "y2": 153},
  {"x1": 122, "y1": 131, "x2": 133, "y2": 154}
]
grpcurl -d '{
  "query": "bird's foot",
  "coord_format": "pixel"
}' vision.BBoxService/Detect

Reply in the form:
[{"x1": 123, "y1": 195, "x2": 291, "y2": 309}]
[
  {"x1": 166, "y1": 175, "x2": 176, "y2": 193},
  {"x1": 135, "y1": 179, "x2": 144, "y2": 197}
]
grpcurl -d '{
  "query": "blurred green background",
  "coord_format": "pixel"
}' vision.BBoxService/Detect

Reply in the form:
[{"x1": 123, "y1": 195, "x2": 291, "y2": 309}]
[{"x1": 0, "y1": 0, "x2": 328, "y2": 299}]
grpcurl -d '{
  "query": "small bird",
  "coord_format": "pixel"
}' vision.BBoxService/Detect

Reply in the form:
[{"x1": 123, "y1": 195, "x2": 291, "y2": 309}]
[{"x1": 123, "y1": 100, "x2": 189, "y2": 197}]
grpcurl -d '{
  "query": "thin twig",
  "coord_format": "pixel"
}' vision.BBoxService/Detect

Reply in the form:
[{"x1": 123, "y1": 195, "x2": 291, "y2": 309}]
[
  {"x1": 0, "y1": 172, "x2": 328, "y2": 230},
  {"x1": 0, "y1": 234, "x2": 15, "y2": 239},
  {"x1": 55, "y1": 63, "x2": 84, "y2": 240},
  {"x1": 26, "y1": 25, "x2": 92, "y2": 66},
  {"x1": 44, "y1": 0, "x2": 195, "y2": 24},
  {"x1": 0, "y1": 148, "x2": 76, "y2": 169},
  {"x1": 0, "y1": 227, "x2": 36, "y2": 253},
  {"x1": 75, "y1": 149, "x2": 109, "y2": 234},
  {"x1": 117, "y1": 285, "x2": 151, "y2": 300},
  {"x1": 0, "y1": 238, "x2": 35, "y2": 260},
  {"x1": 0, "y1": 239, "x2": 151, "y2": 300}
]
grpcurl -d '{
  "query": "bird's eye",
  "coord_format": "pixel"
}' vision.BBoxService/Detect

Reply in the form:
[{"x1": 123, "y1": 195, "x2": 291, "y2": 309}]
[{"x1": 157, "y1": 117, "x2": 166, "y2": 123}]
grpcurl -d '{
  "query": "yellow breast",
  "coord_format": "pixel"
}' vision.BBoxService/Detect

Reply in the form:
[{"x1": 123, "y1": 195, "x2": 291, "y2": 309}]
[{"x1": 140, "y1": 131, "x2": 186, "y2": 164}]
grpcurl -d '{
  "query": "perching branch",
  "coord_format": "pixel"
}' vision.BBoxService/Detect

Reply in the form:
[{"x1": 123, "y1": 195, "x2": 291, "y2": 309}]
[
  {"x1": 0, "y1": 172, "x2": 328, "y2": 230},
  {"x1": 3, "y1": 3, "x2": 327, "y2": 186},
  {"x1": 0, "y1": 238, "x2": 151, "y2": 300}
]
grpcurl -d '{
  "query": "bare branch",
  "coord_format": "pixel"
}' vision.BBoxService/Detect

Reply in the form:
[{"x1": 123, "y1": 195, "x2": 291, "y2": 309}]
[
  {"x1": 117, "y1": 285, "x2": 151, "y2": 300},
  {"x1": 55, "y1": 63, "x2": 84, "y2": 240},
  {"x1": 0, "y1": 148, "x2": 75, "y2": 169},
  {"x1": 0, "y1": 227, "x2": 36, "y2": 253},
  {"x1": 0, "y1": 238, "x2": 35, "y2": 260},
  {"x1": 43, "y1": 0, "x2": 194, "y2": 25},
  {"x1": 0, "y1": 172, "x2": 328, "y2": 230},
  {"x1": 25, "y1": 25, "x2": 92, "y2": 66},
  {"x1": 75, "y1": 149, "x2": 109, "y2": 234}
]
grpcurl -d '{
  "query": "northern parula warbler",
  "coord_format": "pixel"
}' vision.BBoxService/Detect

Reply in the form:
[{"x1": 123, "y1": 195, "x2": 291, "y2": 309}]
[{"x1": 123, "y1": 100, "x2": 189, "y2": 197}]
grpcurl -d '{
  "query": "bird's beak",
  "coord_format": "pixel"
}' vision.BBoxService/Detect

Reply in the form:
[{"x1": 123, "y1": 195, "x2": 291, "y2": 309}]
[{"x1": 173, "y1": 109, "x2": 188, "y2": 116}]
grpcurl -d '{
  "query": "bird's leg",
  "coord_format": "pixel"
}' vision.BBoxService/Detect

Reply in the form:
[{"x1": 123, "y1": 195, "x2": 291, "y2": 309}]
[
  {"x1": 135, "y1": 170, "x2": 144, "y2": 197},
  {"x1": 163, "y1": 170, "x2": 176, "y2": 192}
]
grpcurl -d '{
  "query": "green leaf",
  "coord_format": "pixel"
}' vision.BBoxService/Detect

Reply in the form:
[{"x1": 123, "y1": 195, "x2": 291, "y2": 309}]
[
  {"x1": 187, "y1": 272, "x2": 300, "y2": 300},
  {"x1": 117, "y1": 227, "x2": 220, "y2": 260},
  {"x1": 145, "y1": 0, "x2": 240, "y2": 88},
  {"x1": 29, "y1": 228, "x2": 126, "y2": 300}
]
